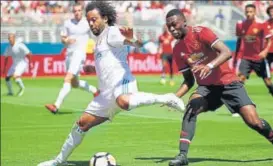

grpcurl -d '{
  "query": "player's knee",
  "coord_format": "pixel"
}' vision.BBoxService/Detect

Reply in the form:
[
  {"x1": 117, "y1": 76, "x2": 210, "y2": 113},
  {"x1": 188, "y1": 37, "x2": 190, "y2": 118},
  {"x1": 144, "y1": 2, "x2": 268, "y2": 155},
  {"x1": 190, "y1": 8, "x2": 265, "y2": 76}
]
[
  {"x1": 77, "y1": 120, "x2": 91, "y2": 132},
  {"x1": 116, "y1": 95, "x2": 129, "y2": 110},
  {"x1": 184, "y1": 97, "x2": 207, "y2": 121},
  {"x1": 71, "y1": 79, "x2": 79, "y2": 88},
  {"x1": 238, "y1": 74, "x2": 246, "y2": 82},
  {"x1": 263, "y1": 78, "x2": 272, "y2": 86}
]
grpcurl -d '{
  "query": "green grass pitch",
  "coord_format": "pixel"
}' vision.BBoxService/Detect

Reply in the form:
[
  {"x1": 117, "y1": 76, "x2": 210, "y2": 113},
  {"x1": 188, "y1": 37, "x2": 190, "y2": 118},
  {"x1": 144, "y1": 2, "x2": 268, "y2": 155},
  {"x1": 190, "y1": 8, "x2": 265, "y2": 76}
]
[{"x1": 1, "y1": 75, "x2": 273, "y2": 166}]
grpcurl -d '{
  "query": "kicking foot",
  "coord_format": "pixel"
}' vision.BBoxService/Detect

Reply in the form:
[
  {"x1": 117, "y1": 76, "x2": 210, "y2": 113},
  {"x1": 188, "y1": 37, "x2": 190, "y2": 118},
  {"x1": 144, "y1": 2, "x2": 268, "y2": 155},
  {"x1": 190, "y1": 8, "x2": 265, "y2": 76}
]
[
  {"x1": 17, "y1": 88, "x2": 25, "y2": 97},
  {"x1": 45, "y1": 104, "x2": 58, "y2": 114},
  {"x1": 165, "y1": 93, "x2": 185, "y2": 112},
  {"x1": 232, "y1": 113, "x2": 240, "y2": 117},
  {"x1": 37, "y1": 159, "x2": 66, "y2": 166},
  {"x1": 169, "y1": 153, "x2": 189, "y2": 166}
]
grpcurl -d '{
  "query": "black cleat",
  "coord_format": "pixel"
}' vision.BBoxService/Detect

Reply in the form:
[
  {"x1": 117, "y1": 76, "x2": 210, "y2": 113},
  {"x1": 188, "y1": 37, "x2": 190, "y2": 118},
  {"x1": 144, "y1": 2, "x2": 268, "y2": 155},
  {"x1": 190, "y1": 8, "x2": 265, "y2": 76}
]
[{"x1": 169, "y1": 153, "x2": 189, "y2": 166}]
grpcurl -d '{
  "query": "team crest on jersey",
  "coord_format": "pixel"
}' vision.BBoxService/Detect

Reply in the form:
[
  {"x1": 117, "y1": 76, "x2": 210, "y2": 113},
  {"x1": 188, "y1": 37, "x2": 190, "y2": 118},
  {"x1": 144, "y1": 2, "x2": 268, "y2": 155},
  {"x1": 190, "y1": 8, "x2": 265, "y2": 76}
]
[
  {"x1": 180, "y1": 52, "x2": 185, "y2": 57},
  {"x1": 242, "y1": 30, "x2": 245, "y2": 34},
  {"x1": 188, "y1": 52, "x2": 204, "y2": 63},
  {"x1": 253, "y1": 28, "x2": 259, "y2": 34},
  {"x1": 268, "y1": 25, "x2": 271, "y2": 29}
]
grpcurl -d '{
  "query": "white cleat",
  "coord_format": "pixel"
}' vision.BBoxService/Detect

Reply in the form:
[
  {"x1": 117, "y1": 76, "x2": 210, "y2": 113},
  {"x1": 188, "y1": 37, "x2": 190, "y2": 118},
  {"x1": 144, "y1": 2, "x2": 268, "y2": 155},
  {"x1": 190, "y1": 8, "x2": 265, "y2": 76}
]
[
  {"x1": 17, "y1": 88, "x2": 25, "y2": 97},
  {"x1": 165, "y1": 93, "x2": 185, "y2": 112},
  {"x1": 232, "y1": 113, "x2": 240, "y2": 117},
  {"x1": 37, "y1": 160, "x2": 66, "y2": 166}
]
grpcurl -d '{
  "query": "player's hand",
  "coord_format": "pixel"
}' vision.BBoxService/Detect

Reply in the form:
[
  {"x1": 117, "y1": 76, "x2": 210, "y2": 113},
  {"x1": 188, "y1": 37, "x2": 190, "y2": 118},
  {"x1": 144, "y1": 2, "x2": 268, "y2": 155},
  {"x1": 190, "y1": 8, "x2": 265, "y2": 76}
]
[
  {"x1": 67, "y1": 38, "x2": 76, "y2": 45},
  {"x1": 83, "y1": 65, "x2": 96, "y2": 74},
  {"x1": 258, "y1": 51, "x2": 267, "y2": 59},
  {"x1": 119, "y1": 26, "x2": 133, "y2": 40},
  {"x1": 192, "y1": 64, "x2": 212, "y2": 80}
]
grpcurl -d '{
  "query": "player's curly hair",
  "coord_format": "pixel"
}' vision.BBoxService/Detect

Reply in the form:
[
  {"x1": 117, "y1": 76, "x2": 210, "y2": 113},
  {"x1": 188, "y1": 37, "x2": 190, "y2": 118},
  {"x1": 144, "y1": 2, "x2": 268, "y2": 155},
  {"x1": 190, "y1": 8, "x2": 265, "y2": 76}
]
[
  {"x1": 85, "y1": 1, "x2": 117, "y2": 26},
  {"x1": 267, "y1": 5, "x2": 273, "y2": 16}
]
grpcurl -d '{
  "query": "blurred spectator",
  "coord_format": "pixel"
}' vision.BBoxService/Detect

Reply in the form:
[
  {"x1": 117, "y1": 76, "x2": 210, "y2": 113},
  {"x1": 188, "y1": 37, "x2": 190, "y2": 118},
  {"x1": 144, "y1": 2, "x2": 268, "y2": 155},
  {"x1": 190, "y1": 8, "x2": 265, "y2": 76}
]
[{"x1": 214, "y1": 8, "x2": 225, "y2": 29}]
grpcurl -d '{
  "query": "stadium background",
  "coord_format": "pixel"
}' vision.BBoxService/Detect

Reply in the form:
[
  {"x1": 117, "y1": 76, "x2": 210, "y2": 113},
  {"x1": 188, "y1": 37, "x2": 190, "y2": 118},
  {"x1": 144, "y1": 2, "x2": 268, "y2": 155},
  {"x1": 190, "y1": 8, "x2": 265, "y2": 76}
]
[
  {"x1": 1, "y1": 1, "x2": 273, "y2": 166},
  {"x1": 1, "y1": 0, "x2": 273, "y2": 77}
]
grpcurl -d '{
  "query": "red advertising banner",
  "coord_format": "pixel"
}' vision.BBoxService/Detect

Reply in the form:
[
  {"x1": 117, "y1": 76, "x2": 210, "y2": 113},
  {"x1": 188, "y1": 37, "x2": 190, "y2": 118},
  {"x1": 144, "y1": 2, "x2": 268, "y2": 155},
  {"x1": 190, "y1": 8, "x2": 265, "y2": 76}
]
[{"x1": 1, "y1": 52, "x2": 272, "y2": 78}]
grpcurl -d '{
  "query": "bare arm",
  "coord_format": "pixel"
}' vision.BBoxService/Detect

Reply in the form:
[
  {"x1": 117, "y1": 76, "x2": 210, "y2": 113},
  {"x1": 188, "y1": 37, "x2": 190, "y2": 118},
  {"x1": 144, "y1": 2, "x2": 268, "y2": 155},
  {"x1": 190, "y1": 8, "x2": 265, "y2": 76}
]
[
  {"x1": 233, "y1": 37, "x2": 241, "y2": 67},
  {"x1": 259, "y1": 37, "x2": 271, "y2": 58},
  {"x1": 208, "y1": 40, "x2": 232, "y2": 68},
  {"x1": 176, "y1": 70, "x2": 195, "y2": 98}
]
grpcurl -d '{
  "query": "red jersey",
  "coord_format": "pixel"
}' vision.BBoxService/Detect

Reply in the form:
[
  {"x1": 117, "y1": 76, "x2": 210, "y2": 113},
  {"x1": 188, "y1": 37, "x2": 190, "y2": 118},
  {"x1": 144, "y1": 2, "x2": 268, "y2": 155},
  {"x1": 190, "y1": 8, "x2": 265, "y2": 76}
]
[
  {"x1": 236, "y1": 19, "x2": 270, "y2": 61},
  {"x1": 235, "y1": 21, "x2": 245, "y2": 58},
  {"x1": 263, "y1": 19, "x2": 273, "y2": 53},
  {"x1": 159, "y1": 32, "x2": 174, "y2": 54},
  {"x1": 173, "y1": 26, "x2": 238, "y2": 86}
]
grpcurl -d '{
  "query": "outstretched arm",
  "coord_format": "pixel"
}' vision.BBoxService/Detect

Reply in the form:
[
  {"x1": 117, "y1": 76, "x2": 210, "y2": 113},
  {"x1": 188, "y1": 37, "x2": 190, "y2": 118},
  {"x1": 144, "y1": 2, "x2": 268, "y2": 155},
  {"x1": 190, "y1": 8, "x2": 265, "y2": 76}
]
[{"x1": 176, "y1": 70, "x2": 195, "y2": 98}]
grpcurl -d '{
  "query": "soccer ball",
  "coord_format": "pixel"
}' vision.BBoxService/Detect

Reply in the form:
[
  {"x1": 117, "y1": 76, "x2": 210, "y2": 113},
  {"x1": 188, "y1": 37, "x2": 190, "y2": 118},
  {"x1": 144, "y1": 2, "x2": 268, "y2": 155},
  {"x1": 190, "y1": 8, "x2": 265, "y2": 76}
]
[{"x1": 90, "y1": 152, "x2": 117, "y2": 166}]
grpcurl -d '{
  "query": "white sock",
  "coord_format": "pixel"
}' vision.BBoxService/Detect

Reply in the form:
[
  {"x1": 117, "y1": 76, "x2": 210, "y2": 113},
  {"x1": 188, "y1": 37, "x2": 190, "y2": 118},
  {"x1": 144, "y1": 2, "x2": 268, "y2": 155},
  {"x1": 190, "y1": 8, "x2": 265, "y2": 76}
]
[
  {"x1": 128, "y1": 92, "x2": 169, "y2": 110},
  {"x1": 78, "y1": 80, "x2": 97, "y2": 93},
  {"x1": 6, "y1": 79, "x2": 13, "y2": 94},
  {"x1": 54, "y1": 82, "x2": 71, "y2": 109},
  {"x1": 15, "y1": 78, "x2": 25, "y2": 89},
  {"x1": 55, "y1": 123, "x2": 86, "y2": 163}
]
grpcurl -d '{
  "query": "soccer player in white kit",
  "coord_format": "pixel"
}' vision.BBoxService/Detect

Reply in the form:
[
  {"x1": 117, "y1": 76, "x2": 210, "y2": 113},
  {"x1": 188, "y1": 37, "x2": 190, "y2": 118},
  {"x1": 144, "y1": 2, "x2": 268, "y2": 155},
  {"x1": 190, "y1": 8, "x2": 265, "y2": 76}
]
[
  {"x1": 45, "y1": 3, "x2": 98, "y2": 114},
  {"x1": 3, "y1": 32, "x2": 32, "y2": 96},
  {"x1": 38, "y1": 2, "x2": 185, "y2": 166}
]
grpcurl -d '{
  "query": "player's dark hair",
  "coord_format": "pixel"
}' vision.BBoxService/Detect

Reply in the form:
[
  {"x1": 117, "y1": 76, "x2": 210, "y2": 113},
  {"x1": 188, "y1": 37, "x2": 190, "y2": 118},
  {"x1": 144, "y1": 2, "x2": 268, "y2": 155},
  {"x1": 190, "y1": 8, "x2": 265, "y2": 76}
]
[
  {"x1": 267, "y1": 5, "x2": 273, "y2": 15},
  {"x1": 245, "y1": 4, "x2": 256, "y2": 10},
  {"x1": 85, "y1": 1, "x2": 117, "y2": 26},
  {"x1": 166, "y1": 9, "x2": 185, "y2": 20}
]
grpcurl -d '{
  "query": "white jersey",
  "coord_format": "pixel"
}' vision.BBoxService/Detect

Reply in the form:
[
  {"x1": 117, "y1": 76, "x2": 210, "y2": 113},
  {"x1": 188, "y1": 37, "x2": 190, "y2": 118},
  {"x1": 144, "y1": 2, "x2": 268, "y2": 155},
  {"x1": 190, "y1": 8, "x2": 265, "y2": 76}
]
[
  {"x1": 60, "y1": 18, "x2": 91, "y2": 55},
  {"x1": 4, "y1": 40, "x2": 30, "y2": 64},
  {"x1": 93, "y1": 26, "x2": 133, "y2": 89}
]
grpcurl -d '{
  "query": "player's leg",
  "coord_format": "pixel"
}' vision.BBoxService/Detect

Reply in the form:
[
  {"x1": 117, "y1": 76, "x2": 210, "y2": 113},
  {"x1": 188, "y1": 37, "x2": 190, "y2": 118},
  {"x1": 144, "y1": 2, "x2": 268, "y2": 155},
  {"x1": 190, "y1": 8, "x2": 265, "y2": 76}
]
[
  {"x1": 72, "y1": 77, "x2": 98, "y2": 96},
  {"x1": 169, "y1": 86, "x2": 222, "y2": 166},
  {"x1": 221, "y1": 81, "x2": 273, "y2": 144},
  {"x1": 160, "y1": 54, "x2": 167, "y2": 85},
  {"x1": 232, "y1": 59, "x2": 252, "y2": 117},
  {"x1": 237, "y1": 59, "x2": 252, "y2": 83},
  {"x1": 168, "y1": 55, "x2": 175, "y2": 86},
  {"x1": 5, "y1": 64, "x2": 15, "y2": 95},
  {"x1": 37, "y1": 113, "x2": 108, "y2": 166},
  {"x1": 13, "y1": 61, "x2": 27, "y2": 96},
  {"x1": 114, "y1": 78, "x2": 185, "y2": 112},
  {"x1": 257, "y1": 59, "x2": 273, "y2": 96}
]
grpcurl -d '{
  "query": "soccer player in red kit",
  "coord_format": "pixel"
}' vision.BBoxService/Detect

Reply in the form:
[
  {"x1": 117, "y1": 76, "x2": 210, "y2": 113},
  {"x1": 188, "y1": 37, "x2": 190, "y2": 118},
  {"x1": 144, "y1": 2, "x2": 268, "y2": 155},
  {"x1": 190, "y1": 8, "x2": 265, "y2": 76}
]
[
  {"x1": 235, "y1": 4, "x2": 273, "y2": 96},
  {"x1": 165, "y1": 9, "x2": 273, "y2": 166},
  {"x1": 158, "y1": 25, "x2": 175, "y2": 86},
  {"x1": 264, "y1": 5, "x2": 273, "y2": 79}
]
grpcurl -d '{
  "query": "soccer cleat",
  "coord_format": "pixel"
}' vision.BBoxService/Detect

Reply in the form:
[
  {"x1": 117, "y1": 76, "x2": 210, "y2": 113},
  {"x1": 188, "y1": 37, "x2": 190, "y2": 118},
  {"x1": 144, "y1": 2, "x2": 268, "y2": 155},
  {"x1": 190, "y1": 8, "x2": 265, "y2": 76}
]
[
  {"x1": 6, "y1": 92, "x2": 14, "y2": 96},
  {"x1": 45, "y1": 104, "x2": 58, "y2": 114},
  {"x1": 165, "y1": 93, "x2": 185, "y2": 112},
  {"x1": 232, "y1": 113, "x2": 240, "y2": 117},
  {"x1": 37, "y1": 159, "x2": 66, "y2": 166},
  {"x1": 170, "y1": 80, "x2": 175, "y2": 86},
  {"x1": 160, "y1": 78, "x2": 166, "y2": 85},
  {"x1": 17, "y1": 88, "x2": 25, "y2": 97},
  {"x1": 93, "y1": 90, "x2": 100, "y2": 97},
  {"x1": 169, "y1": 153, "x2": 189, "y2": 166}
]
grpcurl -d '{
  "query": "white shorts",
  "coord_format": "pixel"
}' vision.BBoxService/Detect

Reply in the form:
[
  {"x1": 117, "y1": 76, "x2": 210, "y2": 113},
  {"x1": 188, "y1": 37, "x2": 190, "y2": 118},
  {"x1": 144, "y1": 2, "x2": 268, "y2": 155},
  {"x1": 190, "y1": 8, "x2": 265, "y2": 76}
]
[
  {"x1": 65, "y1": 50, "x2": 86, "y2": 76},
  {"x1": 85, "y1": 77, "x2": 138, "y2": 120},
  {"x1": 7, "y1": 61, "x2": 27, "y2": 77}
]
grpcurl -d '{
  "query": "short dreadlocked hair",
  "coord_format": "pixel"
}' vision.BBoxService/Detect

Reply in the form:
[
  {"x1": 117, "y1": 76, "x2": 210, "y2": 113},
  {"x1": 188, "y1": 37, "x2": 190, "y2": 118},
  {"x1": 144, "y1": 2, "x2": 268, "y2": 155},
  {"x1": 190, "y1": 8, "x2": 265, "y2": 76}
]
[{"x1": 85, "y1": 1, "x2": 117, "y2": 26}]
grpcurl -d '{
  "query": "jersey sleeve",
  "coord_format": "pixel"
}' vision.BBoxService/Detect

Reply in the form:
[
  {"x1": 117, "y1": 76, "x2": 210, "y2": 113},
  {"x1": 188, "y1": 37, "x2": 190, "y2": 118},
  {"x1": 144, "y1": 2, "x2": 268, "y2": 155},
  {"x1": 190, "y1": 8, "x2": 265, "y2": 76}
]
[
  {"x1": 199, "y1": 27, "x2": 219, "y2": 48},
  {"x1": 236, "y1": 21, "x2": 243, "y2": 37},
  {"x1": 19, "y1": 43, "x2": 30, "y2": 55},
  {"x1": 173, "y1": 47, "x2": 190, "y2": 73},
  {"x1": 107, "y1": 26, "x2": 126, "y2": 47}
]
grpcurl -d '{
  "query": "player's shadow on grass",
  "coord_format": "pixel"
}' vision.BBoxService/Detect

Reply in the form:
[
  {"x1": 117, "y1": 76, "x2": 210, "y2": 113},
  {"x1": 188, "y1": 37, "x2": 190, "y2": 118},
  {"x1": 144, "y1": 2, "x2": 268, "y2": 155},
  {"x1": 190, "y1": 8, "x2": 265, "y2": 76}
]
[
  {"x1": 135, "y1": 157, "x2": 273, "y2": 164},
  {"x1": 68, "y1": 161, "x2": 122, "y2": 166}
]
